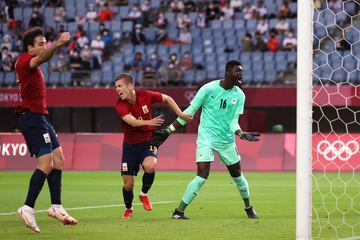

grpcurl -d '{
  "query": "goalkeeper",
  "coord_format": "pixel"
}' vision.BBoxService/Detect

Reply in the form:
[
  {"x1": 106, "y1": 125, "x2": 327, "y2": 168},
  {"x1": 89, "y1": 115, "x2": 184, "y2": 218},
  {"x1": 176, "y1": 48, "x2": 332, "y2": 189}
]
[{"x1": 152, "y1": 60, "x2": 260, "y2": 219}]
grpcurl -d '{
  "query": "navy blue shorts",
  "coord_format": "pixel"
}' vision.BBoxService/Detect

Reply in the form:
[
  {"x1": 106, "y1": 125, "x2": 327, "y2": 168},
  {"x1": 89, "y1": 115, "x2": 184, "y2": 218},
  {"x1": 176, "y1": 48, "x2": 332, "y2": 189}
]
[
  {"x1": 19, "y1": 110, "x2": 60, "y2": 158},
  {"x1": 121, "y1": 141, "x2": 157, "y2": 176}
]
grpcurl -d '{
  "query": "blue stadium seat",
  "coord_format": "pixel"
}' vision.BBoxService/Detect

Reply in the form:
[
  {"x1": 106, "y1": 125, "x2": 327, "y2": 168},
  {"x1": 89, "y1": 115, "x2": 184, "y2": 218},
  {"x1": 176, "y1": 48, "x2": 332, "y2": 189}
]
[
  {"x1": 0, "y1": 72, "x2": 4, "y2": 86},
  {"x1": 211, "y1": 20, "x2": 222, "y2": 30},
  {"x1": 276, "y1": 61, "x2": 288, "y2": 71},
  {"x1": 264, "y1": 61, "x2": 276, "y2": 71},
  {"x1": 4, "y1": 72, "x2": 16, "y2": 86},
  {"x1": 252, "y1": 61, "x2": 264, "y2": 71},
  {"x1": 168, "y1": 45, "x2": 180, "y2": 56},
  {"x1": 228, "y1": 51, "x2": 240, "y2": 60},
  {"x1": 222, "y1": 20, "x2": 233, "y2": 29},
  {"x1": 119, "y1": 6, "x2": 130, "y2": 18},
  {"x1": 246, "y1": 19, "x2": 257, "y2": 31},
  {"x1": 241, "y1": 62, "x2": 252, "y2": 71},
  {"x1": 243, "y1": 70, "x2": 253, "y2": 84},
  {"x1": 265, "y1": 70, "x2": 278, "y2": 84},
  {"x1": 275, "y1": 52, "x2": 286, "y2": 62},
  {"x1": 224, "y1": 29, "x2": 235, "y2": 39},
  {"x1": 102, "y1": 71, "x2": 114, "y2": 86},
  {"x1": 332, "y1": 69, "x2": 347, "y2": 83},
  {"x1": 320, "y1": 66, "x2": 332, "y2": 78},
  {"x1": 287, "y1": 52, "x2": 296, "y2": 63},
  {"x1": 181, "y1": 45, "x2": 192, "y2": 55},
  {"x1": 134, "y1": 45, "x2": 146, "y2": 54},
  {"x1": 190, "y1": 27, "x2": 201, "y2": 39},
  {"x1": 60, "y1": 72, "x2": 72, "y2": 86},
  {"x1": 253, "y1": 72, "x2": 265, "y2": 84},
  {"x1": 252, "y1": 52, "x2": 263, "y2": 62},
  {"x1": 146, "y1": 44, "x2": 156, "y2": 55},
  {"x1": 234, "y1": 19, "x2": 245, "y2": 29},
  {"x1": 102, "y1": 61, "x2": 113, "y2": 72},
  {"x1": 240, "y1": 52, "x2": 251, "y2": 62},
  {"x1": 195, "y1": 70, "x2": 206, "y2": 83},
  {"x1": 157, "y1": 45, "x2": 168, "y2": 56},
  {"x1": 111, "y1": 21, "x2": 121, "y2": 32},
  {"x1": 144, "y1": 27, "x2": 157, "y2": 42},
  {"x1": 314, "y1": 52, "x2": 327, "y2": 66},
  {"x1": 68, "y1": 22, "x2": 79, "y2": 33},
  {"x1": 264, "y1": 52, "x2": 274, "y2": 62},
  {"x1": 14, "y1": 7, "x2": 23, "y2": 21},
  {"x1": 150, "y1": 0, "x2": 161, "y2": 8},
  {"x1": 183, "y1": 70, "x2": 195, "y2": 85},
  {"x1": 91, "y1": 71, "x2": 102, "y2": 86},
  {"x1": 193, "y1": 53, "x2": 204, "y2": 64},
  {"x1": 212, "y1": 29, "x2": 224, "y2": 40},
  {"x1": 314, "y1": 24, "x2": 327, "y2": 39},
  {"x1": 206, "y1": 70, "x2": 218, "y2": 79},
  {"x1": 48, "y1": 72, "x2": 60, "y2": 86},
  {"x1": 122, "y1": 21, "x2": 133, "y2": 33}
]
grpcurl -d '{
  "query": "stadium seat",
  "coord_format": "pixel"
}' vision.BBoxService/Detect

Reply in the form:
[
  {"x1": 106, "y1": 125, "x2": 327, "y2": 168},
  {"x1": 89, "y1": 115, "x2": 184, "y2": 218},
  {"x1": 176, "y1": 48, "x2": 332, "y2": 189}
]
[
  {"x1": 193, "y1": 53, "x2": 204, "y2": 64},
  {"x1": 206, "y1": 70, "x2": 218, "y2": 79},
  {"x1": 252, "y1": 52, "x2": 263, "y2": 62},
  {"x1": 144, "y1": 27, "x2": 157, "y2": 43},
  {"x1": 287, "y1": 52, "x2": 297, "y2": 63},
  {"x1": 0, "y1": 72, "x2": 4, "y2": 86},
  {"x1": 240, "y1": 52, "x2": 251, "y2": 63},
  {"x1": 234, "y1": 19, "x2": 245, "y2": 29},
  {"x1": 168, "y1": 45, "x2": 180, "y2": 56},
  {"x1": 134, "y1": 45, "x2": 146, "y2": 54},
  {"x1": 246, "y1": 19, "x2": 257, "y2": 31},
  {"x1": 343, "y1": 56, "x2": 358, "y2": 72},
  {"x1": 202, "y1": 29, "x2": 212, "y2": 39},
  {"x1": 222, "y1": 19, "x2": 233, "y2": 29},
  {"x1": 4, "y1": 72, "x2": 16, "y2": 87},
  {"x1": 181, "y1": 45, "x2": 192, "y2": 55},
  {"x1": 332, "y1": 69, "x2": 347, "y2": 83},
  {"x1": 122, "y1": 21, "x2": 133, "y2": 33},
  {"x1": 243, "y1": 70, "x2": 253, "y2": 84},
  {"x1": 48, "y1": 72, "x2": 61, "y2": 86},
  {"x1": 195, "y1": 70, "x2": 206, "y2": 83},
  {"x1": 253, "y1": 71, "x2": 265, "y2": 85},
  {"x1": 119, "y1": 6, "x2": 130, "y2": 18},
  {"x1": 265, "y1": 70, "x2": 278, "y2": 85},
  {"x1": 211, "y1": 20, "x2": 222, "y2": 30},
  {"x1": 264, "y1": 52, "x2": 274, "y2": 62},
  {"x1": 252, "y1": 61, "x2": 264, "y2": 71},
  {"x1": 102, "y1": 61, "x2": 113, "y2": 72},
  {"x1": 91, "y1": 71, "x2": 102, "y2": 86},
  {"x1": 320, "y1": 66, "x2": 332, "y2": 78},
  {"x1": 275, "y1": 52, "x2": 286, "y2": 62},
  {"x1": 183, "y1": 70, "x2": 195, "y2": 85},
  {"x1": 145, "y1": 44, "x2": 156, "y2": 55},
  {"x1": 264, "y1": 61, "x2": 276, "y2": 71},
  {"x1": 60, "y1": 72, "x2": 72, "y2": 86},
  {"x1": 102, "y1": 71, "x2": 114, "y2": 86},
  {"x1": 276, "y1": 61, "x2": 288, "y2": 71}
]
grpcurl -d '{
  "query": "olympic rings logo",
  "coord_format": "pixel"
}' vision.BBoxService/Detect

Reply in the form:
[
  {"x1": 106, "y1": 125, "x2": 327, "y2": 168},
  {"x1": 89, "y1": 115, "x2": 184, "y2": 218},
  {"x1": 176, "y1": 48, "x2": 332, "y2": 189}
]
[
  {"x1": 317, "y1": 140, "x2": 359, "y2": 161},
  {"x1": 184, "y1": 90, "x2": 196, "y2": 102}
]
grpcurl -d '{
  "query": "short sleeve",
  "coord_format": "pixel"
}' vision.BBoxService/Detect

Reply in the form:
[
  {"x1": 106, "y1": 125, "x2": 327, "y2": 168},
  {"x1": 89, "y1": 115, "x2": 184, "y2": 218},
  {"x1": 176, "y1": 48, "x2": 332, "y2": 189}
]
[{"x1": 148, "y1": 91, "x2": 163, "y2": 103}]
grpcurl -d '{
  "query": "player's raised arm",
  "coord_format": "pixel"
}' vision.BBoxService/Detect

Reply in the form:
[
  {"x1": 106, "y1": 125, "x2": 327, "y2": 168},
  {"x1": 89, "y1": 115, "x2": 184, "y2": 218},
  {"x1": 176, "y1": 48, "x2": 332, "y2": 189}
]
[
  {"x1": 122, "y1": 114, "x2": 164, "y2": 127},
  {"x1": 29, "y1": 32, "x2": 70, "y2": 68}
]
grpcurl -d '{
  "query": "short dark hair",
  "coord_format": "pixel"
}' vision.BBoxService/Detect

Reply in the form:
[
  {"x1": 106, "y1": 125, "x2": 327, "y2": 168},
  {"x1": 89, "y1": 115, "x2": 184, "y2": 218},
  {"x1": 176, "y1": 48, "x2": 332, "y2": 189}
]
[
  {"x1": 22, "y1": 27, "x2": 44, "y2": 52},
  {"x1": 114, "y1": 73, "x2": 134, "y2": 85},
  {"x1": 225, "y1": 60, "x2": 242, "y2": 72}
]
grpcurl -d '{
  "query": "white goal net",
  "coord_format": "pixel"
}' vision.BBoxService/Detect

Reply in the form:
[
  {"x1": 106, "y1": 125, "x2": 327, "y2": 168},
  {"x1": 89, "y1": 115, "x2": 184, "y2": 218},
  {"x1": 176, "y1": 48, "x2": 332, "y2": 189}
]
[{"x1": 312, "y1": 0, "x2": 360, "y2": 239}]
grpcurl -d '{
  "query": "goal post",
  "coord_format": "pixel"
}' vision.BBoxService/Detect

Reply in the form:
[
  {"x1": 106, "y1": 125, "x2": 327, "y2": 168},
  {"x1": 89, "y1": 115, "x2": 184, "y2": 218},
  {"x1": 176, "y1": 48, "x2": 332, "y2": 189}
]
[{"x1": 296, "y1": 0, "x2": 313, "y2": 239}]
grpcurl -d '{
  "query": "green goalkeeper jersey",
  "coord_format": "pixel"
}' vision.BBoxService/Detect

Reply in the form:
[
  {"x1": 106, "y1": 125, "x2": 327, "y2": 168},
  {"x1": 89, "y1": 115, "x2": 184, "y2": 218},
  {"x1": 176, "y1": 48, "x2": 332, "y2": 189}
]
[{"x1": 178, "y1": 80, "x2": 245, "y2": 146}]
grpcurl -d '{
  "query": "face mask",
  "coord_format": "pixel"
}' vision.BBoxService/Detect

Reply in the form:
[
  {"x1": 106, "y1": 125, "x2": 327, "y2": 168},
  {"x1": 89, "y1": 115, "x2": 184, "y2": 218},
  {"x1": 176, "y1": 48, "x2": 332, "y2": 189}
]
[
  {"x1": 96, "y1": 36, "x2": 101, "y2": 40},
  {"x1": 151, "y1": 54, "x2": 156, "y2": 60}
]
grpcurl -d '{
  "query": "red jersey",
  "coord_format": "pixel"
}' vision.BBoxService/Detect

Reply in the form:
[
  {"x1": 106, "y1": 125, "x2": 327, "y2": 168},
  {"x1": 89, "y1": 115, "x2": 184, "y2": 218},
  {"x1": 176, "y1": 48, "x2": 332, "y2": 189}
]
[
  {"x1": 15, "y1": 52, "x2": 48, "y2": 114},
  {"x1": 115, "y1": 90, "x2": 163, "y2": 144}
]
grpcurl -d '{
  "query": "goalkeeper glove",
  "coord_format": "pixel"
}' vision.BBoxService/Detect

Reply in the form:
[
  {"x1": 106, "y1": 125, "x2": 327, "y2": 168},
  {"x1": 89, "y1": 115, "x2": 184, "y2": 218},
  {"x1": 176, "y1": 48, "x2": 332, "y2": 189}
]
[
  {"x1": 151, "y1": 125, "x2": 176, "y2": 147},
  {"x1": 238, "y1": 132, "x2": 260, "y2": 141}
]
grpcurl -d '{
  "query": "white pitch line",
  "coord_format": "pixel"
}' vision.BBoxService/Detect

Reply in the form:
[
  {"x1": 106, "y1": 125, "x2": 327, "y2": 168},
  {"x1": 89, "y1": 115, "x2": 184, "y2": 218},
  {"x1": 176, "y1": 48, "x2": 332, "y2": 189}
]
[{"x1": 0, "y1": 201, "x2": 175, "y2": 216}]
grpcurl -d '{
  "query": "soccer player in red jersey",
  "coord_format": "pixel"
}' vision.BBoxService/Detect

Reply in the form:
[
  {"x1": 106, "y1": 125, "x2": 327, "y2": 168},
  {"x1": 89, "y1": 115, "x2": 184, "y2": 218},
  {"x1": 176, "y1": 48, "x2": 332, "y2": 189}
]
[
  {"x1": 114, "y1": 73, "x2": 192, "y2": 218},
  {"x1": 15, "y1": 27, "x2": 77, "y2": 233}
]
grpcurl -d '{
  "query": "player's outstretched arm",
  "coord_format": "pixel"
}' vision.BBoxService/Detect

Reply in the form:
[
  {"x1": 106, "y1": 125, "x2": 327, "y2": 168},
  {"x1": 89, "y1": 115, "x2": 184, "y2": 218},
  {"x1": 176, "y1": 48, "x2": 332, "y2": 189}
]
[
  {"x1": 30, "y1": 32, "x2": 71, "y2": 68},
  {"x1": 122, "y1": 114, "x2": 164, "y2": 127},
  {"x1": 162, "y1": 94, "x2": 192, "y2": 122}
]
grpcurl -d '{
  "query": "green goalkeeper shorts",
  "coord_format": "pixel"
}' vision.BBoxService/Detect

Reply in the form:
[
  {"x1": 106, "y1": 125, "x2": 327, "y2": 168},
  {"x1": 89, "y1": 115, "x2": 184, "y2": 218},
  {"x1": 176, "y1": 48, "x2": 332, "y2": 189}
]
[{"x1": 196, "y1": 141, "x2": 241, "y2": 166}]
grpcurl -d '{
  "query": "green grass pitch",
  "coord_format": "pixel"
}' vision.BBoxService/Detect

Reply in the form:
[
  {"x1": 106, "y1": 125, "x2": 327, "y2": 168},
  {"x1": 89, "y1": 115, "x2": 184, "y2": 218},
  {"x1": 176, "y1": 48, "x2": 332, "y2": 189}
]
[{"x1": 0, "y1": 171, "x2": 297, "y2": 239}]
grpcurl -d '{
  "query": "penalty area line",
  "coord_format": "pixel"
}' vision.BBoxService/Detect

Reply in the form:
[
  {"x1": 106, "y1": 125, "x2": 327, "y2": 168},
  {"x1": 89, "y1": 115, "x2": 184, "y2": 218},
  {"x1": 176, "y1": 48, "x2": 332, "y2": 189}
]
[{"x1": 0, "y1": 200, "x2": 175, "y2": 216}]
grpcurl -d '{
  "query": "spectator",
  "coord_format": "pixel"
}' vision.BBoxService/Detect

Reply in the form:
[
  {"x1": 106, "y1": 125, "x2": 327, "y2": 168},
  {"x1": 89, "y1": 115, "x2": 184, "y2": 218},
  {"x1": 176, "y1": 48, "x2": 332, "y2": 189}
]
[
  {"x1": 101, "y1": 29, "x2": 113, "y2": 47},
  {"x1": 154, "y1": 11, "x2": 168, "y2": 29},
  {"x1": 155, "y1": 28, "x2": 168, "y2": 44},
  {"x1": 127, "y1": 4, "x2": 142, "y2": 23},
  {"x1": 98, "y1": 3, "x2": 115, "y2": 22},
  {"x1": 12, "y1": 20, "x2": 25, "y2": 39},
  {"x1": 1, "y1": 34, "x2": 13, "y2": 52},
  {"x1": 68, "y1": 36, "x2": 81, "y2": 53},
  {"x1": 195, "y1": 12, "x2": 206, "y2": 28},
  {"x1": 131, "y1": 24, "x2": 146, "y2": 45},
  {"x1": 28, "y1": 10, "x2": 43, "y2": 27},
  {"x1": 282, "y1": 29, "x2": 297, "y2": 51},
  {"x1": 230, "y1": 0, "x2": 242, "y2": 11},
  {"x1": 179, "y1": 51, "x2": 193, "y2": 71},
  {"x1": 86, "y1": 4, "x2": 98, "y2": 22},
  {"x1": 277, "y1": 0, "x2": 294, "y2": 18},
  {"x1": 184, "y1": 0, "x2": 196, "y2": 12},
  {"x1": 178, "y1": 26, "x2": 192, "y2": 44},
  {"x1": 240, "y1": 33, "x2": 253, "y2": 52},
  {"x1": 69, "y1": 51, "x2": 84, "y2": 86},
  {"x1": 96, "y1": 0, "x2": 107, "y2": 7},
  {"x1": 254, "y1": 31, "x2": 267, "y2": 51},
  {"x1": 177, "y1": 13, "x2": 191, "y2": 29},
  {"x1": 253, "y1": 0, "x2": 267, "y2": 19},
  {"x1": 2, "y1": 53, "x2": 14, "y2": 72},
  {"x1": 167, "y1": 54, "x2": 184, "y2": 86},
  {"x1": 80, "y1": 44, "x2": 92, "y2": 70},
  {"x1": 242, "y1": 2, "x2": 255, "y2": 20},
  {"x1": 221, "y1": 1, "x2": 234, "y2": 20},
  {"x1": 329, "y1": 0, "x2": 342, "y2": 13},
  {"x1": 142, "y1": 64, "x2": 157, "y2": 87},
  {"x1": 50, "y1": 51, "x2": 67, "y2": 72},
  {"x1": 47, "y1": 0, "x2": 63, "y2": 7},
  {"x1": 170, "y1": 0, "x2": 185, "y2": 13},
  {"x1": 275, "y1": 16, "x2": 290, "y2": 35},
  {"x1": 130, "y1": 51, "x2": 145, "y2": 72},
  {"x1": 91, "y1": 34, "x2": 105, "y2": 68},
  {"x1": 54, "y1": 5, "x2": 66, "y2": 22},
  {"x1": 256, "y1": 18, "x2": 268, "y2": 35},
  {"x1": 146, "y1": 52, "x2": 163, "y2": 72},
  {"x1": 206, "y1": 1, "x2": 221, "y2": 21},
  {"x1": 56, "y1": 24, "x2": 66, "y2": 37},
  {"x1": 32, "y1": 0, "x2": 42, "y2": 9},
  {"x1": 267, "y1": 30, "x2": 281, "y2": 52},
  {"x1": 45, "y1": 27, "x2": 56, "y2": 47},
  {"x1": 77, "y1": 31, "x2": 89, "y2": 48},
  {"x1": 140, "y1": 0, "x2": 151, "y2": 26}
]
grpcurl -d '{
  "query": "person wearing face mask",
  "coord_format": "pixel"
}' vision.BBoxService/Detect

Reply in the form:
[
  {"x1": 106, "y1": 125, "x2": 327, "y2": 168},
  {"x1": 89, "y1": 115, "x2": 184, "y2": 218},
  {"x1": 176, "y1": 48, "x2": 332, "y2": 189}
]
[
  {"x1": 282, "y1": 29, "x2": 297, "y2": 51},
  {"x1": 131, "y1": 24, "x2": 146, "y2": 45},
  {"x1": 80, "y1": 44, "x2": 92, "y2": 70},
  {"x1": 167, "y1": 53, "x2": 184, "y2": 86},
  {"x1": 147, "y1": 52, "x2": 162, "y2": 72},
  {"x1": 90, "y1": 34, "x2": 105, "y2": 68}
]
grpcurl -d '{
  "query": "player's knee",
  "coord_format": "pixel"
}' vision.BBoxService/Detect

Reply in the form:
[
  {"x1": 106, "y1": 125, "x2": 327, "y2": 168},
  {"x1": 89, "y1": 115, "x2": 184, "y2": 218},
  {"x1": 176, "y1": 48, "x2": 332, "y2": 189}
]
[
  {"x1": 143, "y1": 165, "x2": 156, "y2": 173},
  {"x1": 197, "y1": 170, "x2": 209, "y2": 179},
  {"x1": 123, "y1": 182, "x2": 134, "y2": 191}
]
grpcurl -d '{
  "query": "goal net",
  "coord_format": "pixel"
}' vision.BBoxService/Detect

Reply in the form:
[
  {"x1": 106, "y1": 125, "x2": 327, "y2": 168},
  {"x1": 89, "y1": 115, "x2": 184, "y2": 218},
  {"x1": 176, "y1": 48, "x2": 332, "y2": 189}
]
[{"x1": 312, "y1": 0, "x2": 360, "y2": 239}]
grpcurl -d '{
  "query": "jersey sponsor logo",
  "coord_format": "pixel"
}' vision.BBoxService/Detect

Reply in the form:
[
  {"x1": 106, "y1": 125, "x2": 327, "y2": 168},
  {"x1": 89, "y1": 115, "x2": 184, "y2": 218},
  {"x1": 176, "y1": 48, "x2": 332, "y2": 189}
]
[
  {"x1": 317, "y1": 140, "x2": 359, "y2": 161},
  {"x1": 231, "y1": 99, "x2": 237, "y2": 104},
  {"x1": 0, "y1": 143, "x2": 28, "y2": 156},
  {"x1": 142, "y1": 105, "x2": 149, "y2": 114},
  {"x1": 43, "y1": 133, "x2": 51, "y2": 144},
  {"x1": 122, "y1": 163, "x2": 128, "y2": 171}
]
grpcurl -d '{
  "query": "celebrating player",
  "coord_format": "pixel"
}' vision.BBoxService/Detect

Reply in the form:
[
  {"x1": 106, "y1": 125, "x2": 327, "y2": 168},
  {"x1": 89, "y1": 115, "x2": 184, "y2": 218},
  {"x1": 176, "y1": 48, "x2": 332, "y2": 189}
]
[
  {"x1": 114, "y1": 73, "x2": 191, "y2": 218},
  {"x1": 151, "y1": 60, "x2": 260, "y2": 219},
  {"x1": 15, "y1": 27, "x2": 77, "y2": 233}
]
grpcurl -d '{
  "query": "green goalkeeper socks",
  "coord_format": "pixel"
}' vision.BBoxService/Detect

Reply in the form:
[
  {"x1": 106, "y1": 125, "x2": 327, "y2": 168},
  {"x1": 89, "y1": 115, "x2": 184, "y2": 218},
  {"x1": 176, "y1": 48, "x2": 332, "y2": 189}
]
[
  {"x1": 232, "y1": 174, "x2": 250, "y2": 207},
  {"x1": 180, "y1": 176, "x2": 206, "y2": 209}
]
